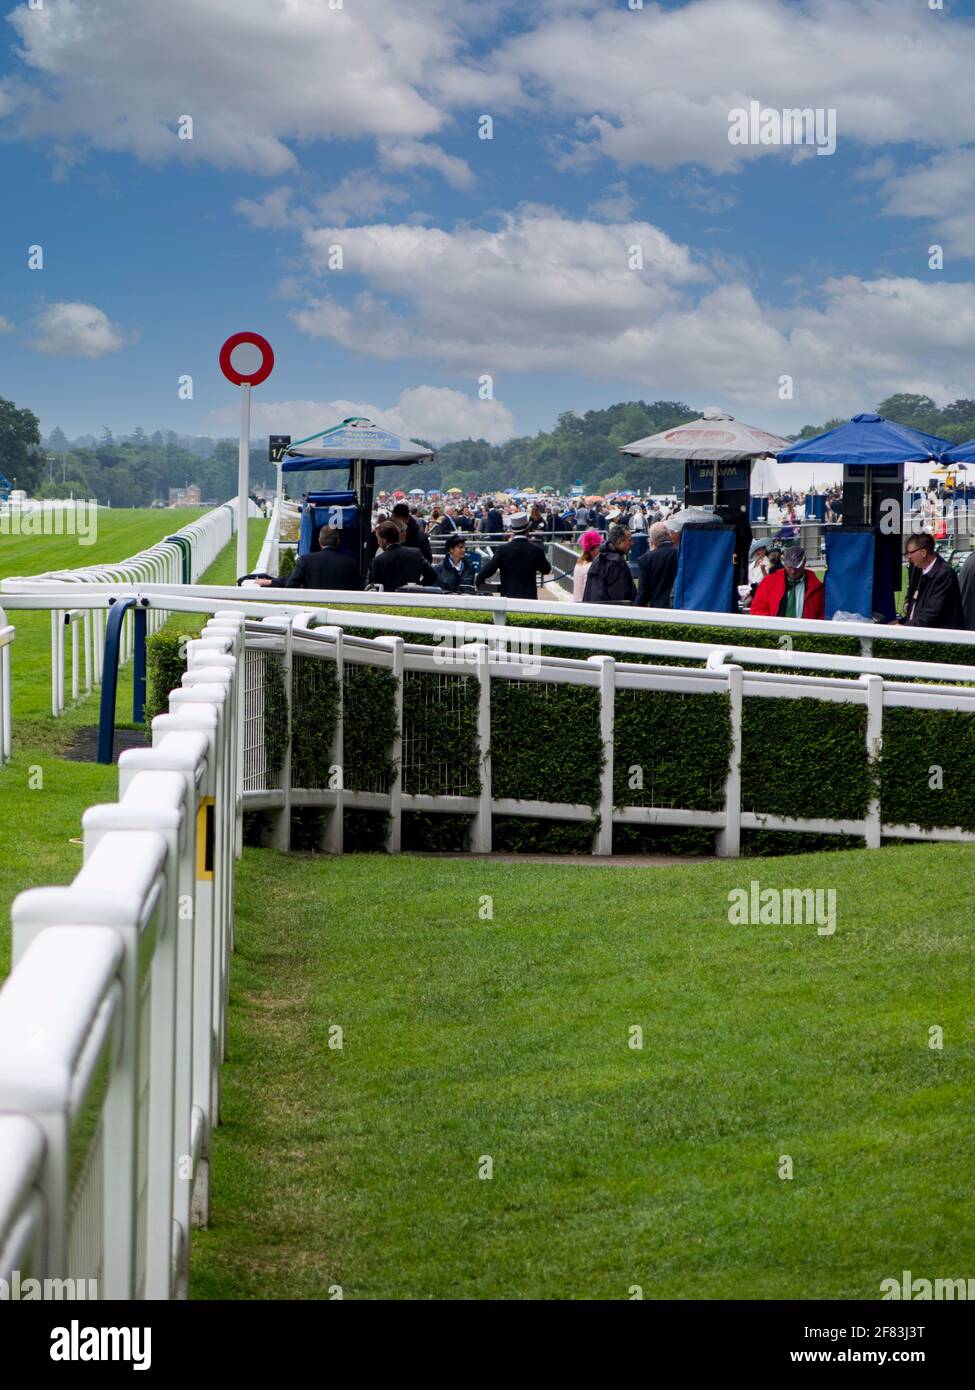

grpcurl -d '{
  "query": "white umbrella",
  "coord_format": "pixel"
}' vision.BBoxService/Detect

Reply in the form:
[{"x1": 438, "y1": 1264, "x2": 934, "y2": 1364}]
[{"x1": 620, "y1": 409, "x2": 789, "y2": 507}]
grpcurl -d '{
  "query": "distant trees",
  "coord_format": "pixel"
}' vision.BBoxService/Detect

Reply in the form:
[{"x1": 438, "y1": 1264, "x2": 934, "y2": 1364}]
[
  {"x1": 0, "y1": 396, "x2": 43, "y2": 491},
  {"x1": 798, "y1": 396, "x2": 975, "y2": 445},
  {"x1": 381, "y1": 400, "x2": 697, "y2": 495}
]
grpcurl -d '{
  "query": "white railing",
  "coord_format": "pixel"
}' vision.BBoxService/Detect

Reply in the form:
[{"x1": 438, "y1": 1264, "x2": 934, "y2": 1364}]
[
  {"x1": 240, "y1": 614, "x2": 975, "y2": 857},
  {"x1": 0, "y1": 607, "x2": 13, "y2": 762},
  {"x1": 7, "y1": 577, "x2": 974, "y2": 662},
  {"x1": 253, "y1": 495, "x2": 283, "y2": 578},
  {"x1": 0, "y1": 611, "x2": 245, "y2": 1300}
]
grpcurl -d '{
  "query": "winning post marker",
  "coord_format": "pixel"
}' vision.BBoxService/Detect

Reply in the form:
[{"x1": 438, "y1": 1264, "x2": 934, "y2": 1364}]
[{"x1": 219, "y1": 331, "x2": 274, "y2": 578}]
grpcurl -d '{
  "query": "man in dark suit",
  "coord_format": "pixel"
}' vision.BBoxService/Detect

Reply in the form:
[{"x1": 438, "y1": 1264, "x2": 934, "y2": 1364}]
[
  {"x1": 481, "y1": 502, "x2": 505, "y2": 539},
  {"x1": 897, "y1": 533, "x2": 964, "y2": 629},
  {"x1": 634, "y1": 521, "x2": 679, "y2": 608},
  {"x1": 365, "y1": 501, "x2": 433, "y2": 566},
  {"x1": 475, "y1": 513, "x2": 552, "y2": 598},
  {"x1": 369, "y1": 523, "x2": 441, "y2": 590},
  {"x1": 257, "y1": 526, "x2": 361, "y2": 590}
]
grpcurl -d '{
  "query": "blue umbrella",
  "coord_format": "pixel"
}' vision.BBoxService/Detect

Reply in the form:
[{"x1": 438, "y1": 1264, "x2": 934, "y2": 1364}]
[
  {"x1": 942, "y1": 438, "x2": 975, "y2": 464},
  {"x1": 777, "y1": 413, "x2": 952, "y2": 466}
]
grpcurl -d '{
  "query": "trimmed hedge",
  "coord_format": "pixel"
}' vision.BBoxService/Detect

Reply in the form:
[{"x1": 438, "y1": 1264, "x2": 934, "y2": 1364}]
[
  {"x1": 880, "y1": 707, "x2": 975, "y2": 830},
  {"x1": 262, "y1": 655, "x2": 289, "y2": 780},
  {"x1": 741, "y1": 696, "x2": 872, "y2": 821},
  {"x1": 402, "y1": 812, "x2": 473, "y2": 852},
  {"x1": 343, "y1": 665, "x2": 398, "y2": 793},
  {"x1": 343, "y1": 808, "x2": 389, "y2": 852},
  {"x1": 613, "y1": 824, "x2": 715, "y2": 856},
  {"x1": 291, "y1": 655, "x2": 340, "y2": 789},
  {"x1": 492, "y1": 816, "x2": 595, "y2": 854},
  {"x1": 402, "y1": 671, "x2": 480, "y2": 797},
  {"x1": 490, "y1": 680, "x2": 602, "y2": 807},
  {"x1": 614, "y1": 689, "x2": 731, "y2": 810},
  {"x1": 144, "y1": 628, "x2": 192, "y2": 730}
]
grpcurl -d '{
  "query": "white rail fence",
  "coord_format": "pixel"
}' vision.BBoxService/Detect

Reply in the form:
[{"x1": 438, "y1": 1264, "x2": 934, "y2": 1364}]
[
  {"x1": 0, "y1": 607, "x2": 13, "y2": 763},
  {"x1": 0, "y1": 499, "x2": 258, "y2": 718},
  {"x1": 0, "y1": 612, "x2": 244, "y2": 1300},
  {"x1": 239, "y1": 612, "x2": 975, "y2": 857}
]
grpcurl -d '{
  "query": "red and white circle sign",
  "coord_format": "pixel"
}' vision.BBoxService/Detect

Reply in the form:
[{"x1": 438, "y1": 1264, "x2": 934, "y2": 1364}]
[{"x1": 219, "y1": 331, "x2": 274, "y2": 386}]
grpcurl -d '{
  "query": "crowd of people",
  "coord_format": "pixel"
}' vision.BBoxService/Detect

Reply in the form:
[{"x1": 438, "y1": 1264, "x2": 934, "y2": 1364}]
[{"x1": 257, "y1": 486, "x2": 975, "y2": 630}]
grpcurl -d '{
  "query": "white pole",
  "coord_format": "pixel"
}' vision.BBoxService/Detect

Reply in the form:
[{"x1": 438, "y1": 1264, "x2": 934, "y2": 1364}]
[{"x1": 236, "y1": 383, "x2": 251, "y2": 580}]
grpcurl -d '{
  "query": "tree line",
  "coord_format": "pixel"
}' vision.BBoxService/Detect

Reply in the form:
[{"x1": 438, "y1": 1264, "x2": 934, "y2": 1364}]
[{"x1": 5, "y1": 392, "x2": 975, "y2": 508}]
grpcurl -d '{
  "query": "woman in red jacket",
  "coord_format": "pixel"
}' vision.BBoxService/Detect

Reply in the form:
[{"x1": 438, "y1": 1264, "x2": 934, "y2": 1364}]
[{"x1": 750, "y1": 546, "x2": 825, "y2": 619}]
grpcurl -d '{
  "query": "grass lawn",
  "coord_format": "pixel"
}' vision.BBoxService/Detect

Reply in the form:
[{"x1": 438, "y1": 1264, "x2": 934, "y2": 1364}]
[
  {"x1": 0, "y1": 508, "x2": 205, "y2": 728},
  {"x1": 190, "y1": 842, "x2": 975, "y2": 1301},
  {"x1": 0, "y1": 517, "x2": 266, "y2": 976}
]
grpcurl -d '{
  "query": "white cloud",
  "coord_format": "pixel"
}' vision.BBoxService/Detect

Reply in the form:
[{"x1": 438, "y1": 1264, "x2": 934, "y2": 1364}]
[
  {"x1": 490, "y1": 0, "x2": 975, "y2": 173},
  {"x1": 377, "y1": 138, "x2": 474, "y2": 190},
  {"x1": 234, "y1": 186, "x2": 294, "y2": 229},
  {"x1": 28, "y1": 302, "x2": 126, "y2": 357},
  {"x1": 208, "y1": 386, "x2": 515, "y2": 445},
  {"x1": 0, "y1": 315, "x2": 14, "y2": 333},
  {"x1": 879, "y1": 150, "x2": 975, "y2": 258},
  {"x1": 292, "y1": 207, "x2": 709, "y2": 370},
  {"x1": 587, "y1": 181, "x2": 636, "y2": 221},
  {"x1": 283, "y1": 199, "x2": 975, "y2": 420},
  {"x1": 3, "y1": 0, "x2": 468, "y2": 175}
]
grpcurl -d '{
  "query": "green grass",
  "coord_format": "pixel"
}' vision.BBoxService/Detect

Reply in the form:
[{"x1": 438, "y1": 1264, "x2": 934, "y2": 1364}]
[
  {"x1": 190, "y1": 843, "x2": 975, "y2": 1301},
  {"x1": 0, "y1": 508, "x2": 206, "y2": 728}
]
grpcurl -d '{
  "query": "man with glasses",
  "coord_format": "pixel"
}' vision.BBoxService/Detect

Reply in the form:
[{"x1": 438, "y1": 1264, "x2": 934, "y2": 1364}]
[{"x1": 895, "y1": 533, "x2": 964, "y2": 629}]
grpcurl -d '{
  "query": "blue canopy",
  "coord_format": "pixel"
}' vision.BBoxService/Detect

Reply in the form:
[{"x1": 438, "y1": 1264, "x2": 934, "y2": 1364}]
[
  {"x1": 943, "y1": 438, "x2": 975, "y2": 464},
  {"x1": 281, "y1": 416, "x2": 433, "y2": 472},
  {"x1": 776, "y1": 413, "x2": 953, "y2": 466}
]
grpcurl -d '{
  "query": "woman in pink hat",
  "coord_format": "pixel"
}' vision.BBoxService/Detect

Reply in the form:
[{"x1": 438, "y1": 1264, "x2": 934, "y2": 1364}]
[{"x1": 573, "y1": 529, "x2": 604, "y2": 601}]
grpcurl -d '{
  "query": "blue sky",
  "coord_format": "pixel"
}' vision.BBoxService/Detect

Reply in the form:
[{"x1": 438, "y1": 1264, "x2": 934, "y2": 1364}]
[{"x1": 3, "y1": 0, "x2": 975, "y2": 445}]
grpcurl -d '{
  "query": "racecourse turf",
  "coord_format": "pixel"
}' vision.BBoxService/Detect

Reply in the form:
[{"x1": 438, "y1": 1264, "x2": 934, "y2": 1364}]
[{"x1": 188, "y1": 843, "x2": 975, "y2": 1301}]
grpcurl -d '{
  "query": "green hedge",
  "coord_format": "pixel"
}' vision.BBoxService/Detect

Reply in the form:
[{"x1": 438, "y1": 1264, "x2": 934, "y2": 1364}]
[
  {"x1": 402, "y1": 812, "x2": 472, "y2": 852},
  {"x1": 343, "y1": 665, "x2": 398, "y2": 793},
  {"x1": 492, "y1": 816, "x2": 595, "y2": 854},
  {"x1": 614, "y1": 689, "x2": 731, "y2": 810},
  {"x1": 613, "y1": 824, "x2": 715, "y2": 856},
  {"x1": 741, "y1": 696, "x2": 872, "y2": 821},
  {"x1": 402, "y1": 671, "x2": 480, "y2": 797},
  {"x1": 144, "y1": 628, "x2": 191, "y2": 729},
  {"x1": 291, "y1": 655, "x2": 340, "y2": 788},
  {"x1": 880, "y1": 708, "x2": 975, "y2": 831},
  {"x1": 263, "y1": 655, "x2": 289, "y2": 780},
  {"x1": 277, "y1": 547, "x2": 297, "y2": 580},
  {"x1": 490, "y1": 681, "x2": 602, "y2": 806}
]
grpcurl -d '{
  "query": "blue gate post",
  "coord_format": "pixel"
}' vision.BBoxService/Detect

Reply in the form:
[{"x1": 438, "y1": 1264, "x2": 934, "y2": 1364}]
[
  {"x1": 97, "y1": 597, "x2": 137, "y2": 764},
  {"x1": 132, "y1": 603, "x2": 148, "y2": 725}
]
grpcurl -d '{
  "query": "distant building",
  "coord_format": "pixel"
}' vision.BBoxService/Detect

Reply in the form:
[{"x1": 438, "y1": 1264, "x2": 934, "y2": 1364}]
[{"x1": 168, "y1": 484, "x2": 202, "y2": 507}]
